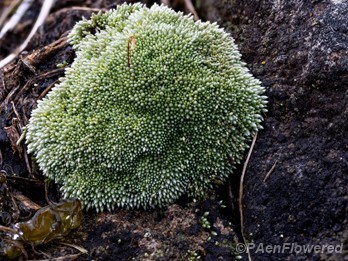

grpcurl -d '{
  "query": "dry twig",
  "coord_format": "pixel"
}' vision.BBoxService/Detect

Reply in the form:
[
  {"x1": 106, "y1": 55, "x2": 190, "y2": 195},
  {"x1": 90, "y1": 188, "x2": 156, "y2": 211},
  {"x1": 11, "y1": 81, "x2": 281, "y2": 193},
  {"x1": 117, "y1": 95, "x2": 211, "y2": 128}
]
[
  {"x1": 12, "y1": 192, "x2": 42, "y2": 211},
  {"x1": 0, "y1": 0, "x2": 22, "y2": 28},
  {"x1": 0, "y1": 224, "x2": 18, "y2": 234},
  {"x1": 44, "y1": 180, "x2": 54, "y2": 205},
  {"x1": 0, "y1": 0, "x2": 34, "y2": 39},
  {"x1": 263, "y1": 161, "x2": 278, "y2": 182},
  {"x1": 28, "y1": 252, "x2": 86, "y2": 261},
  {"x1": 11, "y1": 101, "x2": 33, "y2": 176},
  {"x1": 0, "y1": 0, "x2": 55, "y2": 68},
  {"x1": 38, "y1": 80, "x2": 58, "y2": 99},
  {"x1": 4, "y1": 120, "x2": 22, "y2": 156},
  {"x1": 239, "y1": 132, "x2": 258, "y2": 261},
  {"x1": 184, "y1": 0, "x2": 199, "y2": 21},
  {"x1": 59, "y1": 242, "x2": 88, "y2": 254},
  {"x1": 12, "y1": 68, "x2": 64, "y2": 106}
]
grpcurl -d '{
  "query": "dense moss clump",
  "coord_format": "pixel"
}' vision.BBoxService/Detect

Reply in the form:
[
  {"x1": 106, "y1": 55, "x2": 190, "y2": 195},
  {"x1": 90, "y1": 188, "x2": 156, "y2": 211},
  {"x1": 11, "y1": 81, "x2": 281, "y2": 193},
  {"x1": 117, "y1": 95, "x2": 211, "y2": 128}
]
[{"x1": 26, "y1": 3, "x2": 267, "y2": 211}]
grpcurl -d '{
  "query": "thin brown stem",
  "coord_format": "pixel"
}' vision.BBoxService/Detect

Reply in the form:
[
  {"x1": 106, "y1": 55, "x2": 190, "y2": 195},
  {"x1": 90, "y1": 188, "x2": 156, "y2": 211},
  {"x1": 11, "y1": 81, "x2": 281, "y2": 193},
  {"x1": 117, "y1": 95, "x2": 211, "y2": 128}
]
[{"x1": 239, "y1": 132, "x2": 258, "y2": 261}]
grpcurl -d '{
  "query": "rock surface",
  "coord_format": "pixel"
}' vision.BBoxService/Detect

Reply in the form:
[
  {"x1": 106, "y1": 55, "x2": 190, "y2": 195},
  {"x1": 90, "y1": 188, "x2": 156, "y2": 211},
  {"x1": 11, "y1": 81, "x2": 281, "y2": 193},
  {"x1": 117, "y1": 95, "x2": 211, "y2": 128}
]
[{"x1": 200, "y1": 0, "x2": 347, "y2": 259}]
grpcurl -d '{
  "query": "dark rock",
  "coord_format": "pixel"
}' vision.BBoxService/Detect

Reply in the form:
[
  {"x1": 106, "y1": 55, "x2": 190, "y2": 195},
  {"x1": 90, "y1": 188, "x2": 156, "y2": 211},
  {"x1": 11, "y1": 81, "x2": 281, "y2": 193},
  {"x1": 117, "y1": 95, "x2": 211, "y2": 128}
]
[{"x1": 199, "y1": 0, "x2": 347, "y2": 260}]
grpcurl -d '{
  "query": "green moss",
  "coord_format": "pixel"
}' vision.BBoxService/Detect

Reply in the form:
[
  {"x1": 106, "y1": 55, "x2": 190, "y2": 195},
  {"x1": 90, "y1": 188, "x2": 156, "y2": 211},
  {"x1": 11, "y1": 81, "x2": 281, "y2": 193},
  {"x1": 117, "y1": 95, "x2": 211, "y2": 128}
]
[{"x1": 26, "y1": 3, "x2": 267, "y2": 211}]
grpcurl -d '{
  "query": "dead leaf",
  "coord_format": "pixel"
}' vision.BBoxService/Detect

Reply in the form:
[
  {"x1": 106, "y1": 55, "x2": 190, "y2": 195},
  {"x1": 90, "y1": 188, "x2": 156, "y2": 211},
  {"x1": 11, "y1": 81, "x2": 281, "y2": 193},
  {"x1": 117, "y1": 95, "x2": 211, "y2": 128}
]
[{"x1": 4, "y1": 121, "x2": 23, "y2": 157}]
